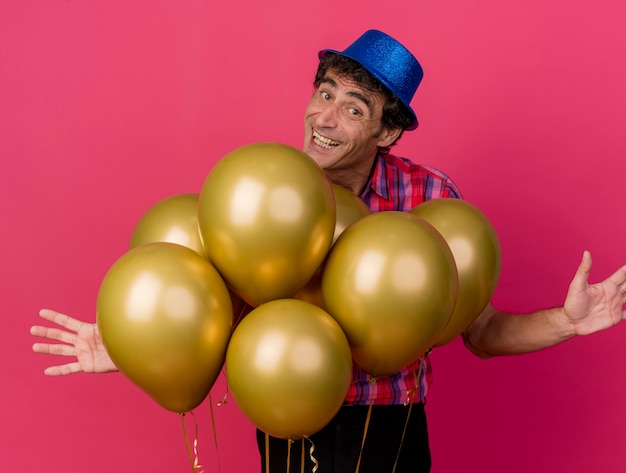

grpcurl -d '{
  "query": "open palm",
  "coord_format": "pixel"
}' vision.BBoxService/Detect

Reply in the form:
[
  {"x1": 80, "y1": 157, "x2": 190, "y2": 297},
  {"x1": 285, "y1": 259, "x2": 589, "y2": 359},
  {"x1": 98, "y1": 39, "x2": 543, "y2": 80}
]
[
  {"x1": 564, "y1": 251, "x2": 626, "y2": 335},
  {"x1": 31, "y1": 309, "x2": 117, "y2": 375}
]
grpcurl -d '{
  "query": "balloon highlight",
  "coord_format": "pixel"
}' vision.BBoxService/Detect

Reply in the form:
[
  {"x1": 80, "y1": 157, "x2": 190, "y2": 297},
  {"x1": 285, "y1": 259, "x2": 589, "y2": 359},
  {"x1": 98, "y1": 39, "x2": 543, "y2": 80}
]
[
  {"x1": 411, "y1": 198, "x2": 501, "y2": 346},
  {"x1": 97, "y1": 242, "x2": 233, "y2": 413},
  {"x1": 198, "y1": 142, "x2": 336, "y2": 307},
  {"x1": 322, "y1": 211, "x2": 458, "y2": 376},
  {"x1": 130, "y1": 193, "x2": 207, "y2": 258},
  {"x1": 225, "y1": 299, "x2": 352, "y2": 440}
]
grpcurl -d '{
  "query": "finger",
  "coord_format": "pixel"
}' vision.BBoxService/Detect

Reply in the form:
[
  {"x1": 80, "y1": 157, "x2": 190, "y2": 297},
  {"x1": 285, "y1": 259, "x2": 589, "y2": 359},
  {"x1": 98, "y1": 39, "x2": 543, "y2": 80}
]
[
  {"x1": 32, "y1": 342, "x2": 77, "y2": 357},
  {"x1": 606, "y1": 264, "x2": 626, "y2": 289},
  {"x1": 38, "y1": 309, "x2": 85, "y2": 333},
  {"x1": 43, "y1": 362, "x2": 82, "y2": 376},
  {"x1": 30, "y1": 325, "x2": 78, "y2": 345}
]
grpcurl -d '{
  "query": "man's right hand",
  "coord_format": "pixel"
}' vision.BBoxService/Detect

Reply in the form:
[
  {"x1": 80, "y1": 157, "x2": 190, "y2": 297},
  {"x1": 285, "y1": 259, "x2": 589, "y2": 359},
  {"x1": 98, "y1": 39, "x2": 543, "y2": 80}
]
[{"x1": 31, "y1": 309, "x2": 118, "y2": 375}]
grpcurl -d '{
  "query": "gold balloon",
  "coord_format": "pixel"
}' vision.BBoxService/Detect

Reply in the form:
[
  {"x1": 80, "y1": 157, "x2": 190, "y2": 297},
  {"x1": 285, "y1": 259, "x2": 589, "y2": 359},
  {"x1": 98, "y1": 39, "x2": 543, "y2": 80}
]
[
  {"x1": 198, "y1": 142, "x2": 336, "y2": 307},
  {"x1": 130, "y1": 193, "x2": 207, "y2": 258},
  {"x1": 322, "y1": 211, "x2": 458, "y2": 376},
  {"x1": 225, "y1": 299, "x2": 352, "y2": 440},
  {"x1": 97, "y1": 242, "x2": 233, "y2": 413},
  {"x1": 410, "y1": 198, "x2": 501, "y2": 346},
  {"x1": 293, "y1": 184, "x2": 371, "y2": 309},
  {"x1": 329, "y1": 184, "x2": 371, "y2": 245}
]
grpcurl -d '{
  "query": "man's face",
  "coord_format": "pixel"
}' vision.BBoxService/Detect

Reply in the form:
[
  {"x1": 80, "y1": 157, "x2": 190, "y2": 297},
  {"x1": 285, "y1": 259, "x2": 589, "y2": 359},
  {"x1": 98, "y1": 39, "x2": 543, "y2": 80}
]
[{"x1": 303, "y1": 71, "x2": 399, "y2": 187}]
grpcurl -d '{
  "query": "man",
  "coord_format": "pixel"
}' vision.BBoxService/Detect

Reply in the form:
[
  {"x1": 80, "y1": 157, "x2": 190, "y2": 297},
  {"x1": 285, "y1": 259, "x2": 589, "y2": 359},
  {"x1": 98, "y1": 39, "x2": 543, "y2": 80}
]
[{"x1": 31, "y1": 30, "x2": 626, "y2": 472}]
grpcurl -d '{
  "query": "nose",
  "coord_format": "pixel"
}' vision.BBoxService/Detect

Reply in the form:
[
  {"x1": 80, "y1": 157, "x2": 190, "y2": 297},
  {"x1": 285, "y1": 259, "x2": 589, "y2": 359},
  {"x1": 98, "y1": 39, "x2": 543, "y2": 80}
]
[{"x1": 314, "y1": 102, "x2": 339, "y2": 128}]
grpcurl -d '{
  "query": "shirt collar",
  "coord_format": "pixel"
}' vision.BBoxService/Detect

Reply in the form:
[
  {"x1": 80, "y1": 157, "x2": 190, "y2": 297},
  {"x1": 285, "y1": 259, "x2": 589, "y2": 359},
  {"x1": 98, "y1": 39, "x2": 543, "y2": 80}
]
[{"x1": 360, "y1": 152, "x2": 389, "y2": 200}]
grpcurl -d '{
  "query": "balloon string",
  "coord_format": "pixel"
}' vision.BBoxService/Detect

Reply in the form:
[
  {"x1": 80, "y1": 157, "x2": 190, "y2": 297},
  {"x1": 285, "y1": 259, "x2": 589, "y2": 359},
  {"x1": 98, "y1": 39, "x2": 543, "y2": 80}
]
[
  {"x1": 286, "y1": 439, "x2": 292, "y2": 473},
  {"x1": 180, "y1": 411, "x2": 204, "y2": 473},
  {"x1": 191, "y1": 411, "x2": 205, "y2": 473},
  {"x1": 405, "y1": 354, "x2": 425, "y2": 406},
  {"x1": 391, "y1": 403, "x2": 413, "y2": 473},
  {"x1": 181, "y1": 413, "x2": 194, "y2": 472},
  {"x1": 208, "y1": 393, "x2": 223, "y2": 473},
  {"x1": 265, "y1": 432, "x2": 270, "y2": 473},
  {"x1": 264, "y1": 433, "x2": 318, "y2": 473},
  {"x1": 217, "y1": 368, "x2": 229, "y2": 406},
  {"x1": 391, "y1": 356, "x2": 425, "y2": 473},
  {"x1": 306, "y1": 437, "x2": 319, "y2": 473},
  {"x1": 354, "y1": 403, "x2": 373, "y2": 473}
]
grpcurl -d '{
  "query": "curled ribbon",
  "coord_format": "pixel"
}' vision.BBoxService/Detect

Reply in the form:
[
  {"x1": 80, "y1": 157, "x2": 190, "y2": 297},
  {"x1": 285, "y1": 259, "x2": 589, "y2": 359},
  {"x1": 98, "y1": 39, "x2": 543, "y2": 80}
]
[
  {"x1": 180, "y1": 411, "x2": 204, "y2": 473},
  {"x1": 306, "y1": 437, "x2": 319, "y2": 473}
]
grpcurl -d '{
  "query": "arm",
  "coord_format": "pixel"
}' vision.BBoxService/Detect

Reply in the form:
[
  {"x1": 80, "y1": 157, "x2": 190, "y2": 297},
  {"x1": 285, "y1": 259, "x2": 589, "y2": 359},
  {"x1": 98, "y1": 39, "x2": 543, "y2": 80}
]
[
  {"x1": 463, "y1": 251, "x2": 626, "y2": 359},
  {"x1": 31, "y1": 309, "x2": 118, "y2": 375}
]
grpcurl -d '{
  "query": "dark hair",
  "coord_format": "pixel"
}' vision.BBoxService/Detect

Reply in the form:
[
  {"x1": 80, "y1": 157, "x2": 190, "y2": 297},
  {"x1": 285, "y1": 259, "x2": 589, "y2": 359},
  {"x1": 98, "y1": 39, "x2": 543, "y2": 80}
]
[{"x1": 314, "y1": 52, "x2": 416, "y2": 145}]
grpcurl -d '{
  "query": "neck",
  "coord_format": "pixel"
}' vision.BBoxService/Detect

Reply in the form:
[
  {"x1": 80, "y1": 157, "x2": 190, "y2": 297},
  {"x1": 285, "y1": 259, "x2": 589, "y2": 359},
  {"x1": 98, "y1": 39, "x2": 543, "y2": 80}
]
[
  {"x1": 324, "y1": 153, "x2": 379, "y2": 196},
  {"x1": 324, "y1": 171, "x2": 366, "y2": 195}
]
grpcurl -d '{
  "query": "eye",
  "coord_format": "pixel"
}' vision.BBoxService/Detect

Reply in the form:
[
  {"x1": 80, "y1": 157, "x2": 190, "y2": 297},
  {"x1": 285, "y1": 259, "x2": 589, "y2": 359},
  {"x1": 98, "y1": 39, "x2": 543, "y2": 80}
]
[
  {"x1": 320, "y1": 91, "x2": 331, "y2": 100},
  {"x1": 347, "y1": 107, "x2": 362, "y2": 117}
]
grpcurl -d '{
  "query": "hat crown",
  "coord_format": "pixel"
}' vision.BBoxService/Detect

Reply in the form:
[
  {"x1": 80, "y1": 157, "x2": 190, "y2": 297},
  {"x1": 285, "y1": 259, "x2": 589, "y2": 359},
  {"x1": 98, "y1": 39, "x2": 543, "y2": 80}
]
[{"x1": 320, "y1": 30, "x2": 423, "y2": 129}]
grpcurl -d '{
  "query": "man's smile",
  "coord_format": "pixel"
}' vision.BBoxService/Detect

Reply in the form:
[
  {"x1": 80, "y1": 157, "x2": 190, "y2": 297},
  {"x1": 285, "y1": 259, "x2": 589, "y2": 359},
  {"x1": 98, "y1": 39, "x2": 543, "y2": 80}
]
[{"x1": 312, "y1": 130, "x2": 340, "y2": 149}]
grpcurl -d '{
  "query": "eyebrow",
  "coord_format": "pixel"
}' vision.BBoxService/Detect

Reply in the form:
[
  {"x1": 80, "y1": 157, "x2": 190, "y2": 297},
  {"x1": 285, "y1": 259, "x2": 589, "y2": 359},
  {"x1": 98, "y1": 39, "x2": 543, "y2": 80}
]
[{"x1": 320, "y1": 76, "x2": 373, "y2": 111}]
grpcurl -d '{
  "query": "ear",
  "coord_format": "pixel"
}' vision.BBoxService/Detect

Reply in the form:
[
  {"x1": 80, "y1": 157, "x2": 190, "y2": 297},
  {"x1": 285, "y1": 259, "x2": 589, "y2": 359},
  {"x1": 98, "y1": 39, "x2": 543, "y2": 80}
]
[{"x1": 376, "y1": 127, "x2": 403, "y2": 148}]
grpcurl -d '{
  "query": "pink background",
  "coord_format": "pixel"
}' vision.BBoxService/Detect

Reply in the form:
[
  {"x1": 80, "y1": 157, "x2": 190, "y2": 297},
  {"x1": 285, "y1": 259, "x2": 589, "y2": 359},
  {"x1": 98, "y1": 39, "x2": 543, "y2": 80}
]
[{"x1": 3, "y1": 0, "x2": 625, "y2": 471}]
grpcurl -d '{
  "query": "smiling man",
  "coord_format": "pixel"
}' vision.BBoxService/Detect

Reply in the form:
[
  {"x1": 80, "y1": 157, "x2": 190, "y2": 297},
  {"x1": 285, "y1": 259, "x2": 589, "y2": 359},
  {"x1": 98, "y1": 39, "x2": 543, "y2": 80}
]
[
  {"x1": 258, "y1": 29, "x2": 626, "y2": 473},
  {"x1": 303, "y1": 36, "x2": 416, "y2": 196},
  {"x1": 31, "y1": 30, "x2": 626, "y2": 473},
  {"x1": 303, "y1": 71, "x2": 402, "y2": 194}
]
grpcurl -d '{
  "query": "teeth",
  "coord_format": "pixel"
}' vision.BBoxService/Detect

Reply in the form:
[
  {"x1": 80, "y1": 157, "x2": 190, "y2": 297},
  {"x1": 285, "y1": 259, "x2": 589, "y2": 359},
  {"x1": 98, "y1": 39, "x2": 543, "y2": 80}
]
[{"x1": 313, "y1": 131, "x2": 340, "y2": 149}]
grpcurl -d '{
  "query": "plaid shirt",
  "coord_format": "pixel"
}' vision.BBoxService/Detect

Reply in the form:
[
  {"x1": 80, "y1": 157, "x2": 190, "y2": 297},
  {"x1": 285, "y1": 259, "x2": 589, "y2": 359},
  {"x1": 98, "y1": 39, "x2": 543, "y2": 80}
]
[{"x1": 344, "y1": 152, "x2": 462, "y2": 405}]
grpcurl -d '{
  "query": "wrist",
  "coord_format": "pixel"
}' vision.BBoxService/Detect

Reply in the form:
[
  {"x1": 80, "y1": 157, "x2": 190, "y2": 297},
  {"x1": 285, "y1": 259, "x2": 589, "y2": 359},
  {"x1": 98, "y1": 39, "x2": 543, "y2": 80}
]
[{"x1": 550, "y1": 306, "x2": 578, "y2": 341}]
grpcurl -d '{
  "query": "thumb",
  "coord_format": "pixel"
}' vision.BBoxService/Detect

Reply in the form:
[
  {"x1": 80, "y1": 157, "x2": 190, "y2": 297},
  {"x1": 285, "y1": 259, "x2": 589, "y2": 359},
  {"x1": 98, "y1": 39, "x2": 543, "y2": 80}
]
[{"x1": 570, "y1": 250, "x2": 592, "y2": 293}]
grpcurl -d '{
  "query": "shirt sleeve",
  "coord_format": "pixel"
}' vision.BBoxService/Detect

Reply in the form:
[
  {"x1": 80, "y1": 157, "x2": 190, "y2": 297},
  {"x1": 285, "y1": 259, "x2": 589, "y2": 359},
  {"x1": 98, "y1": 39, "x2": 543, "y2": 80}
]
[{"x1": 420, "y1": 164, "x2": 463, "y2": 201}]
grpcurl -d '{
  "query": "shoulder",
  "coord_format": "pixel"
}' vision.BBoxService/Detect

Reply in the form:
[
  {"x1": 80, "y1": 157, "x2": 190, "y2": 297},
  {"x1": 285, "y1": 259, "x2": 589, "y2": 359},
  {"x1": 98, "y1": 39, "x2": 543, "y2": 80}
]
[{"x1": 381, "y1": 153, "x2": 463, "y2": 199}]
